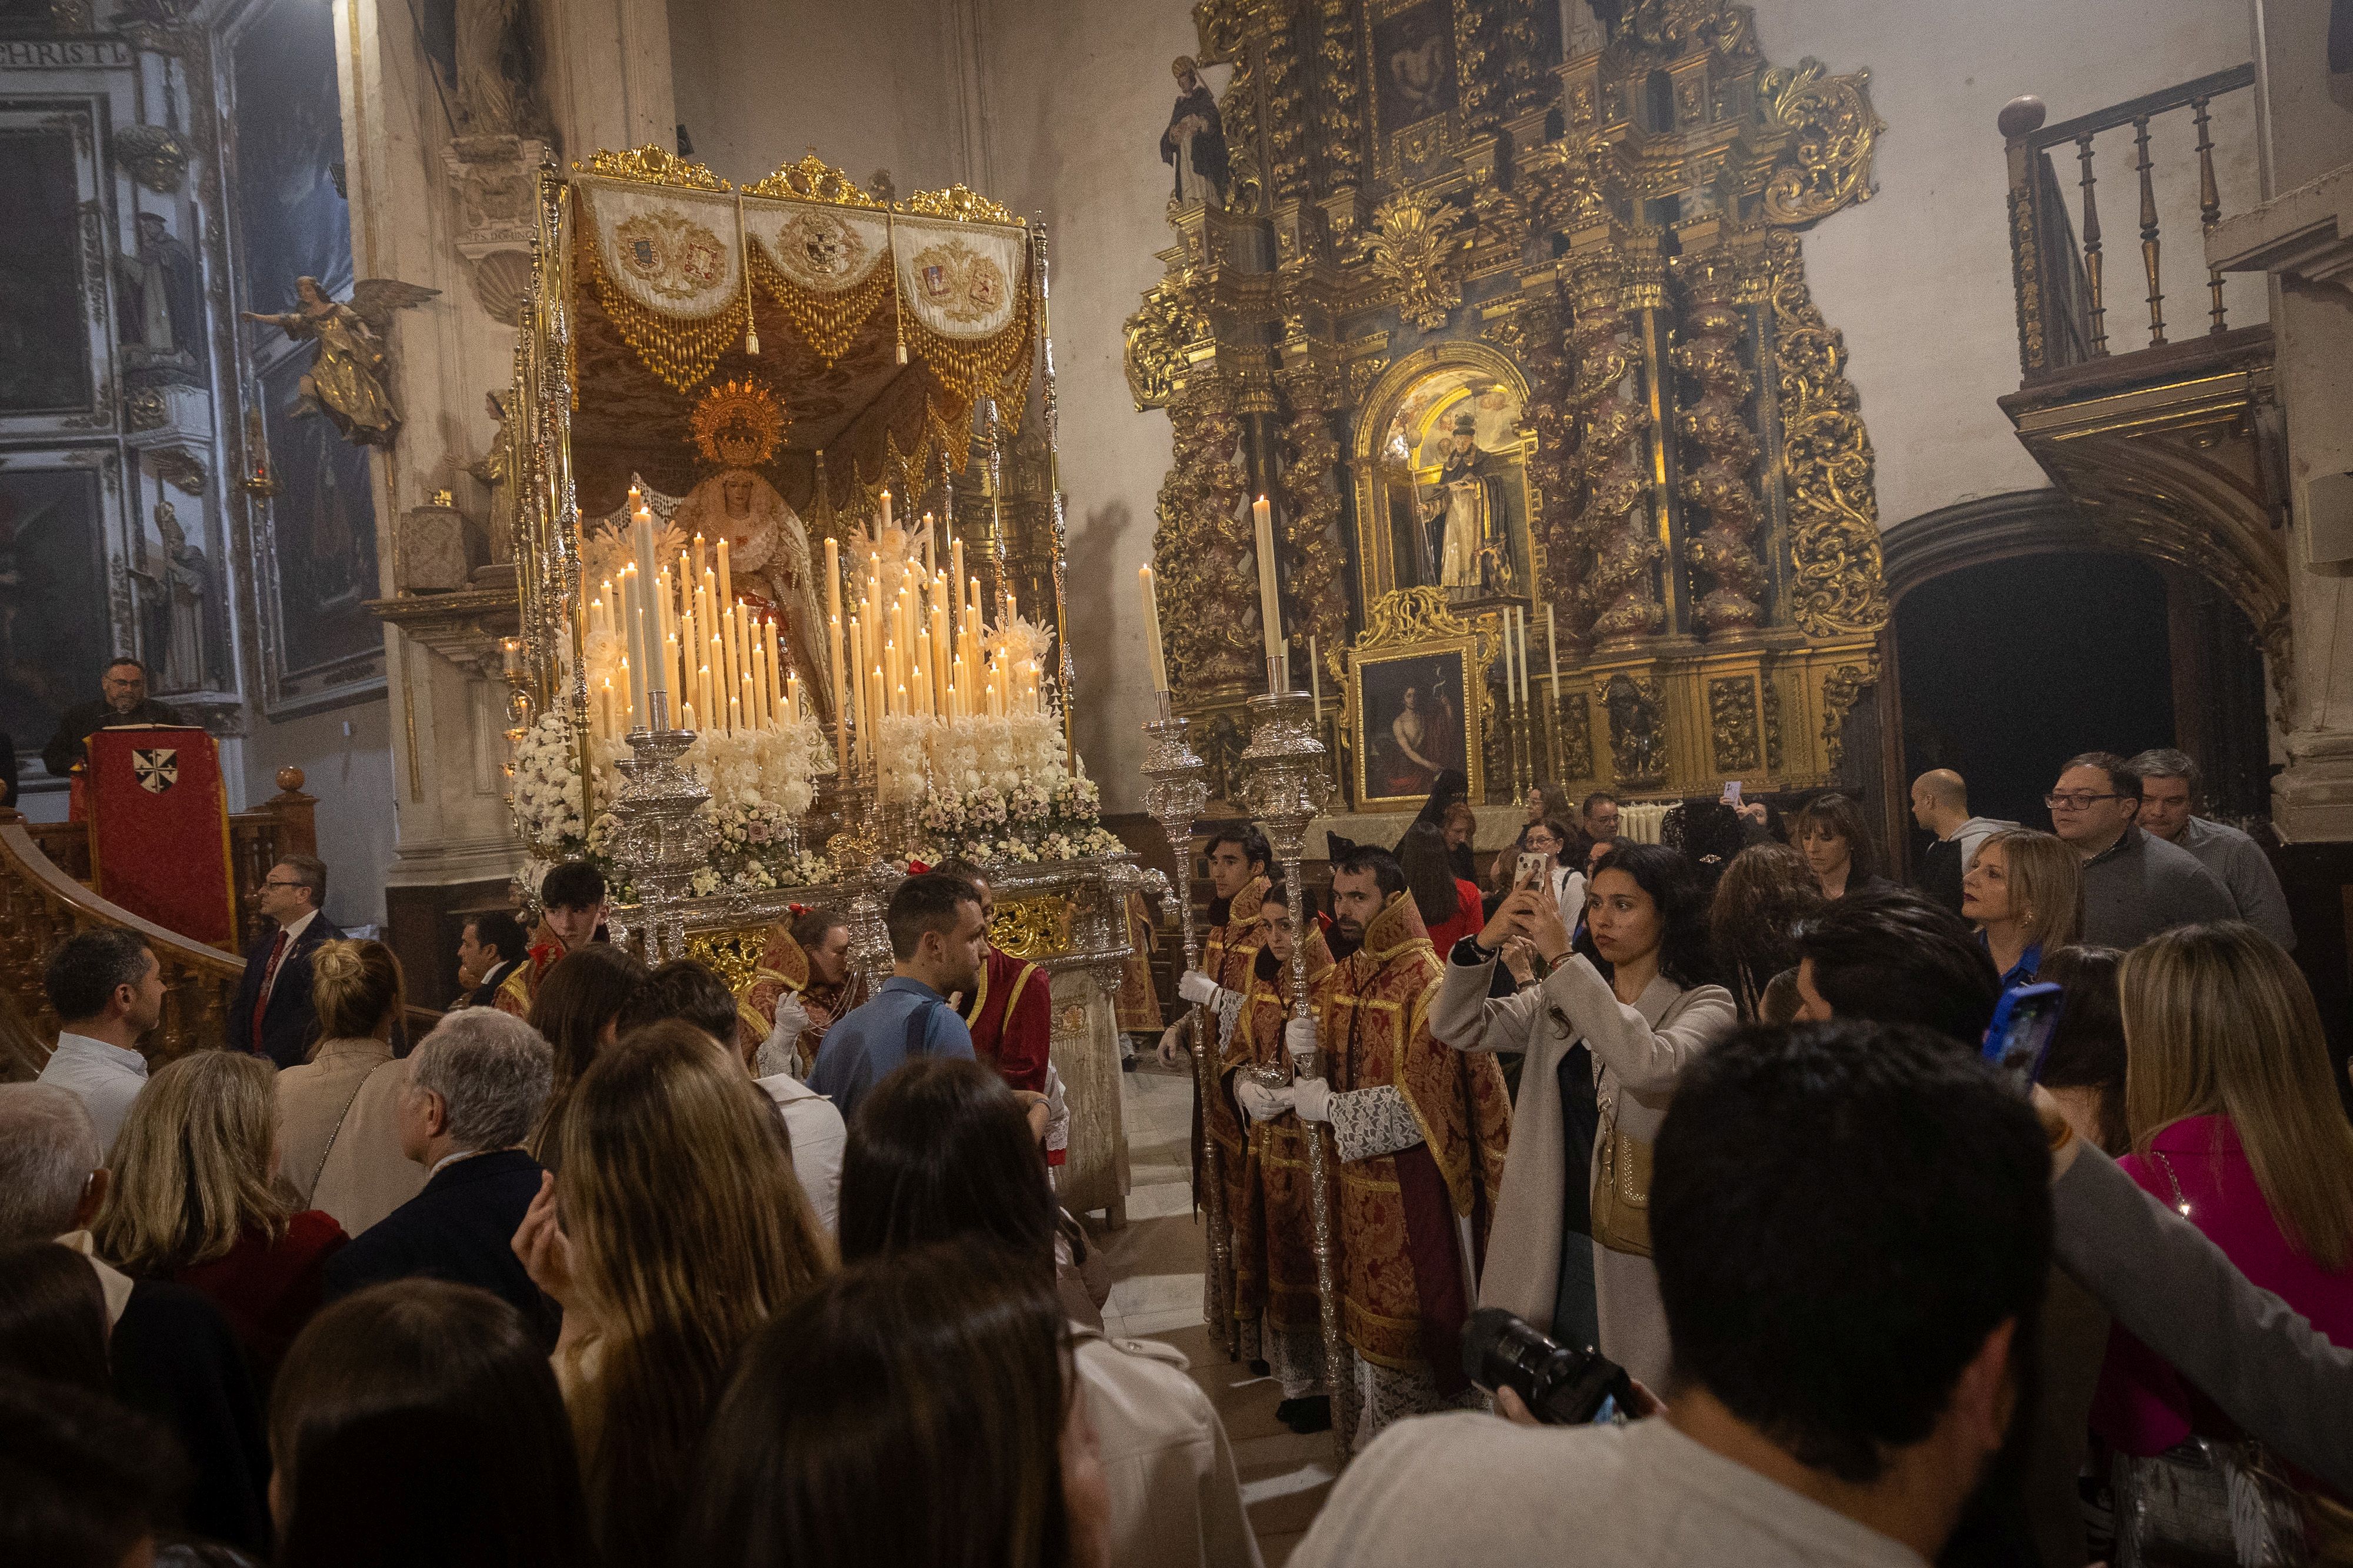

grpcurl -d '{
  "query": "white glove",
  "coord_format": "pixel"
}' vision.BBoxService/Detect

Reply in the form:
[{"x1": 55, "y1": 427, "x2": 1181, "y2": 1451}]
[
  {"x1": 1177, "y1": 970, "x2": 1220, "y2": 1006},
  {"x1": 1235, "y1": 1077, "x2": 1292, "y2": 1123},
  {"x1": 1290, "y1": 1076, "x2": 1332, "y2": 1123},
  {"x1": 1283, "y1": 1017, "x2": 1317, "y2": 1067},
  {"x1": 755, "y1": 993, "x2": 812, "y2": 1078},
  {"x1": 1155, "y1": 1017, "x2": 1190, "y2": 1067}
]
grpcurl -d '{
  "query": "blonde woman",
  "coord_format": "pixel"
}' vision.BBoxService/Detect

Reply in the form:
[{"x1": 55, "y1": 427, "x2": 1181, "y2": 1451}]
[
  {"x1": 96, "y1": 1049, "x2": 347, "y2": 1380},
  {"x1": 1961, "y1": 828, "x2": 2082, "y2": 989},
  {"x1": 2094, "y1": 923, "x2": 2353, "y2": 1475},
  {"x1": 274, "y1": 940, "x2": 425, "y2": 1235},
  {"x1": 512, "y1": 1019, "x2": 831, "y2": 1567}
]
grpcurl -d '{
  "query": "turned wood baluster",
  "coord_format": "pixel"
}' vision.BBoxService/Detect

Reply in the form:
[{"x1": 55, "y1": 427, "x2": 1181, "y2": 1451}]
[
  {"x1": 2133, "y1": 115, "x2": 2166, "y2": 346},
  {"x1": 2192, "y1": 95, "x2": 2227, "y2": 333},
  {"x1": 2076, "y1": 132, "x2": 2108, "y2": 356}
]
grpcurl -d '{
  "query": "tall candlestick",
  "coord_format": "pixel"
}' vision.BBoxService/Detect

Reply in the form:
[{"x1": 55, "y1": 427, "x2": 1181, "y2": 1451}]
[
  {"x1": 1544, "y1": 605, "x2": 1560, "y2": 708},
  {"x1": 1251, "y1": 495, "x2": 1283, "y2": 679},
  {"x1": 1139, "y1": 565, "x2": 1170, "y2": 693}
]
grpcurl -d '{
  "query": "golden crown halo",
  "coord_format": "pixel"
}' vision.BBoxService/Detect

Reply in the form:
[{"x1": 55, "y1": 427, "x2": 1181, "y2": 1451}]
[{"x1": 688, "y1": 377, "x2": 787, "y2": 468}]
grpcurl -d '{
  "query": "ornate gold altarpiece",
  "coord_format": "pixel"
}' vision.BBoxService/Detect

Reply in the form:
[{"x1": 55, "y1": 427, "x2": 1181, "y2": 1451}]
[
  {"x1": 498, "y1": 146, "x2": 1141, "y2": 1220},
  {"x1": 1129, "y1": 0, "x2": 1892, "y2": 806}
]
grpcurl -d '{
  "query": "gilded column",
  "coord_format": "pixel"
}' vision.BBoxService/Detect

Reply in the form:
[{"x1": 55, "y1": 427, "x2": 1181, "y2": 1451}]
[
  {"x1": 1264, "y1": 17, "x2": 1309, "y2": 205},
  {"x1": 1568, "y1": 256, "x2": 1664, "y2": 643},
  {"x1": 1499, "y1": 0, "x2": 1551, "y2": 119},
  {"x1": 1455, "y1": 0, "x2": 1505, "y2": 134},
  {"x1": 1317, "y1": 0, "x2": 1365, "y2": 195},
  {"x1": 1764, "y1": 231, "x2": 1887, "y2": 638},
  {"x1": 1672, "y1": 249, "x2": 1765, "y2": 632},
  {"x1": 1156, "y1": 370, "x2": 1262, "y2": 700},
  {"x1": 1276, "y1": 359, "x2": 1349, "y2": 670}
]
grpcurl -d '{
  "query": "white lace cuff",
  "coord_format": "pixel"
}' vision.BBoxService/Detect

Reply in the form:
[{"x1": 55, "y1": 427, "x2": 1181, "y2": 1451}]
[{"x1": 1331, "y1": 1085, "x2": 1422, "y2": 1162}]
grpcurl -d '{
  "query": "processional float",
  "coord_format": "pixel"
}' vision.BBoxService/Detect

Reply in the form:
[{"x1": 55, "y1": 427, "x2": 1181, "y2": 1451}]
[{"x1": 496, "y1": 145, "x2": 1142, "y2": 1220}]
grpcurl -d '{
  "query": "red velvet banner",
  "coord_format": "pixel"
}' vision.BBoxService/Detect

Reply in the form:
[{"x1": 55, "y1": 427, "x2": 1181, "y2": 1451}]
[{"x1": 87, "y1": 726, "x2": 236, "y2": 948}]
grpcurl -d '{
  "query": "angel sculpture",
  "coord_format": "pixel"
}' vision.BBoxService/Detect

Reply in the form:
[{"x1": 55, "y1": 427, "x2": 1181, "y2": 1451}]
[{"x1": 242, "y1": 275, "x2": 438, "y2": 447}]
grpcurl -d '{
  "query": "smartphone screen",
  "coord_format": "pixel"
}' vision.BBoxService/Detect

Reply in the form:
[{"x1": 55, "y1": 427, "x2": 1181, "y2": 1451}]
[
  {"x1": 1723, "y1": 779, "x2": 1743, "y2": 806},
  {"x1": 1516, "y1": 852, "x2": 1549, "y2": 890},
  {"x1": 1981, "y1": 983, "x2": 2064, "y2": 1090}
]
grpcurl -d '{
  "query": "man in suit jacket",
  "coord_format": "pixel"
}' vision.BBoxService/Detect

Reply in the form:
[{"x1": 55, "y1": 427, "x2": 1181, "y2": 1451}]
[
  {"x1": 324, "y1": 1009, "x2": 558, "y2": 1344},
  {"x1": 228, "y1": 853, "x2": 342, "y2": 1066},
  {"x1": 455, "y1": 909, "x2": 528, "y2": 1009}
]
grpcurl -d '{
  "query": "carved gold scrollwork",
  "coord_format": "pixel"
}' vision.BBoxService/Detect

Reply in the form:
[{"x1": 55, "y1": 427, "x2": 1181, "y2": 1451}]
[
  {"x1": 1768, "y1": 231, "x2": 1888, "y2": 636},
  {"x1": 1557, "y1": 685, "x2": 1595, "y2": 779},
  {"x1": 896, "y1": 184, "x2": 1022, "y2": 225},
  {"x1": 991, "y1": 895, "x2": 1074, "y2": 959},
  {"x1": 1707, "y1": 677, "x2": 1761, "y2": 773},
  {"x1": 1358, "y1": 585, "x2": 1480, "y2": 650},
  {"x1": 1124, "y1": 273, "x2": 1208, "y2": 410},
  {"x1": 741, "y1": 151, "x2": 888, "y2": 207},
  {"x1": 1265, "y1": 18, "x2": 1310, "y2": 201},
  {"x1": 684, "y1": 927, "x2": 772, "y2": 997},
  {"x1": 1596, "y1": 669, "x2": 1667, "y2": 788},
  {"x1": 1819, "y1": 658, "x2": 1879, "y2": 775},
  {"x1": 576, "y1": 145, "x2": 731, "y2": 190},
  {"x1": 1758, "y1": 60, "x2": 1884, "y2": 227},
  {"x1": 1355, "y1": 189, "x2": 1471, "y2": 331},
  {"x1": 1318, "y1": 0, "x2": 1365, "y2": 191}
]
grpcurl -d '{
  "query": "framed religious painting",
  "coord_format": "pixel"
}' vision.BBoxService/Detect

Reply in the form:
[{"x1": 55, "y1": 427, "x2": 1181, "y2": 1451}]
[{"x1": 1349, "y1": 634, "x2": 1481, "y2": 812}]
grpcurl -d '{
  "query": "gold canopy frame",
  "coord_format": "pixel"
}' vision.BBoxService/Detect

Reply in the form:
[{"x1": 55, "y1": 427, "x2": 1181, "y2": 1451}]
[{"x1": 504, "y1": 147, "x2": 1056, "y2": 772}]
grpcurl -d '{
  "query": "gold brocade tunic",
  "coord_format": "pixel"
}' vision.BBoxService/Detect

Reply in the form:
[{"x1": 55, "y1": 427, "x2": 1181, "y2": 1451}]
[
  {"x1": 745, "y1": 924, "x2": 865, "y2": 1073},
  {"x1": 1225, "y1": 927, "x2": 1336, "y2": 1357},
  {"x1": 1198, "y1": 875, "x2": 1270, "y2": 1185},
  {"x1": 1322, "y1": 891, "x2": 1512, "y2": 1380}
]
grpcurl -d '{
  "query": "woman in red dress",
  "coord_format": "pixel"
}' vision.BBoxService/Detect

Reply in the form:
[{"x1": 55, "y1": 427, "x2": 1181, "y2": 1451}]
[{"x1": 95, "y1": 1049, "x2": 346, "y2": 1386}]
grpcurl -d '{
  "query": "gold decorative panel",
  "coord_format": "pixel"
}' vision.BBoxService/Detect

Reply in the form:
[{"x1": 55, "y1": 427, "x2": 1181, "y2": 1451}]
[{"x1": 1145, "y1": 0, "x2": 1890, "y2": 803}]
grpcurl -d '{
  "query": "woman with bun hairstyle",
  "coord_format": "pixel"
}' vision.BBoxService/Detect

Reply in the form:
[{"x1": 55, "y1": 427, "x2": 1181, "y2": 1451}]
[{"x1": 275, "y1": 939, "x2": 426, "y2": 1235}]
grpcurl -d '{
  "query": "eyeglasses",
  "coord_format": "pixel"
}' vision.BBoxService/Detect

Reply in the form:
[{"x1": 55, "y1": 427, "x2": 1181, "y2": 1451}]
[{"x1": 2044, "y1": 792, "x2": 2125, "y2": 809}]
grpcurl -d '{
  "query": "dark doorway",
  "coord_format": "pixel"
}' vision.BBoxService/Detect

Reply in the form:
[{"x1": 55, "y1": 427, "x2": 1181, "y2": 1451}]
[{"x1": 1896, "y1": 552, "x2": 2178, "y2": 835}]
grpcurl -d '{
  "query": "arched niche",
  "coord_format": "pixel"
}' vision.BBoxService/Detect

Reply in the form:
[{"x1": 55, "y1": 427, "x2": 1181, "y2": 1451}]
[{"x1": 1348, "y1": 342, "x2": 1535, "y2": 613}]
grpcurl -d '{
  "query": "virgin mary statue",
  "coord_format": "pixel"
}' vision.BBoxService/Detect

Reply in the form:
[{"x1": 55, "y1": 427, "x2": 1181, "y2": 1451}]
[{"x1": 674, "y1": 467, "x2": 834, "y2": 726}]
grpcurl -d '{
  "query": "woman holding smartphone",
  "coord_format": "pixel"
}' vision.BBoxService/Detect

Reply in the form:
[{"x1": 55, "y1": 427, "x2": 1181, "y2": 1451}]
[{"x1": 1431, "y1": 843, "x2": 1732, "y2": 1385}]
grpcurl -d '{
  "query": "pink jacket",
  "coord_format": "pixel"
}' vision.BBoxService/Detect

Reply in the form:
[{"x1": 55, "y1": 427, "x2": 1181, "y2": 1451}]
[{"x1": 2091, "y1": 1115, "x2": 2353, "y2": 1459}]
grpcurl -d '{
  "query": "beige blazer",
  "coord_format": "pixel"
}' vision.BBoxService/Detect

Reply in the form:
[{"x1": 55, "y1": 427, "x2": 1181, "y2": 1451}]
[
  {"x1": 1070, "y1": 1325, "x2": 1263, "y2": 1568},
  {"x1": 1430, "y1": 948, "x2": 1734, "y2": 1343},
  {"x1": 274, "y1": 1039, "x2": 424, "y2": 1236}
]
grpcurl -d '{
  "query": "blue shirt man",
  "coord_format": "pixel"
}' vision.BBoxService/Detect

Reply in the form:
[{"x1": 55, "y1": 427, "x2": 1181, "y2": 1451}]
[{"x1": 807, "y1": 870, "x2": 992, "y2": 1125}]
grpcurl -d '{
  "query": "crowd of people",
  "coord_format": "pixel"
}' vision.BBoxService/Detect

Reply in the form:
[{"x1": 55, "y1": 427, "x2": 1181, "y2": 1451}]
[{"x1": 5, "y1": 742, "x2": 2350, "y2": 1568}]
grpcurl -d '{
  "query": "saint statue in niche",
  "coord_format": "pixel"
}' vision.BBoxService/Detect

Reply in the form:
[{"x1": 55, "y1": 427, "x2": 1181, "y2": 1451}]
[
  {"x1": 1160, "y1": 56, "x2": 1228, "y2": 206},
  {"x1": 132, "y1": 499, "x2": 210, "y2": 693},
  {"x1": 672, "y1": 379, "x2": 834, "y2": 725},
  {"x1": 1422, "y1": 412, "x2": 1507, "y2": 596},
  {"x1": 118, "y1": 212, "x2": 202, "y2": 365}
]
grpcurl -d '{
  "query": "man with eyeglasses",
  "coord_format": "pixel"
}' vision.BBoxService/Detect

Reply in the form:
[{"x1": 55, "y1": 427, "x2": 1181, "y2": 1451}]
[
  {"x1": 228, "y1": 853, "x2": 344, "y2": 1067},
  {"x1": 2045, "y1": 752, "x2": 2231, "y2": 948}
]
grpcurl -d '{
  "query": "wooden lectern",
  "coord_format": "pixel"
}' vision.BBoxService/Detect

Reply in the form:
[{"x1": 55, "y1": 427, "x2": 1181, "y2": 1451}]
[{"x1": 84, "y1": 725, "x2": 237, "y2": 948}]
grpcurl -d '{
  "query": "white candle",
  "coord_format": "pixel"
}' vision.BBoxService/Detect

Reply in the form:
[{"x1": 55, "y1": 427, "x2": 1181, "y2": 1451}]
[
  {"x1": 1140, "y1": 565, "x2": 1170, "y2": 693},
  {"x1": 879, "y1": 488, "x2": 893, "y2": 533},
  {"x1": 923, "y1": 512, "x2": 936, "y2": 578},
  {"x1": 716, "y1": 535, "x2": 732, "y2": 616},
  {"x1": 1252, "y1": 495, "x2": 1282, "y2": 676},
  {"x1": 1544, "y1": 605, "x2": 1560, "y2": 712},
  {"x1": 1308, "y1": 633, "x2": 1322, "y2": 728}
]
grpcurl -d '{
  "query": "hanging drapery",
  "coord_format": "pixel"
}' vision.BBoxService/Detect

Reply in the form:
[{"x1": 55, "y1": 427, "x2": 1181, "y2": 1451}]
[
  {"x1": 742, "y1": 201, "x2": 896, "y2": 365},
  {"x1": 571, "y1": 164, "x2": 1036, "y2": 412},
  {"x1": 576, "y1": 178, "x2": 746, "y2": 392}
]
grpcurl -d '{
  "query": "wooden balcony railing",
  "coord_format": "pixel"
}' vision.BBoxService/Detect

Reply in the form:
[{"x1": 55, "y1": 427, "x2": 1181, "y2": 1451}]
[
  {"x1": 2001, "y1": 63, "x2": 2258, "y2": 380},
  {"x1": 2, "y1": 770, "x2": 438, "y2": 1071}
]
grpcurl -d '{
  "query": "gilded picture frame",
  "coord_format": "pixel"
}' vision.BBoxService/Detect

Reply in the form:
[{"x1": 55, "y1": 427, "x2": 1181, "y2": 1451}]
[{"x1": 1349, "y1": 633, "x2": 1481, "y2": 811}]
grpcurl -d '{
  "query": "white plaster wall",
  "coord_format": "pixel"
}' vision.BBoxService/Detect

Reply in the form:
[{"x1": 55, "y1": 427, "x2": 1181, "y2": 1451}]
[
  {"x1": 978, "y1": 0, "x2": 1201, "y2": 807},
  {"x1": 668, "y1": 0, "x2": 965, "y2": 189},
  {"x1": 241, "y1": 700, "x2": 398, "y2": 929},
  {"x1": 1759, "y1": 0, "x2": 2259, "y2": 528}
]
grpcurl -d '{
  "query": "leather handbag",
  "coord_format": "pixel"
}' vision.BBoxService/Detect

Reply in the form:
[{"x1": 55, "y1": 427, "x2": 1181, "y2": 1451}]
[{"x1": 1588, "y1": 1086, "x2": 1653, "y2": 1258}]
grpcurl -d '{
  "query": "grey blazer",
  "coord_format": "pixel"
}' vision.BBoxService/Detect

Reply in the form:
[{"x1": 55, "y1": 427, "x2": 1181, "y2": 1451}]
[{"x1": 1431, "y1": 946, "x2": 1734, "y2": 1332}]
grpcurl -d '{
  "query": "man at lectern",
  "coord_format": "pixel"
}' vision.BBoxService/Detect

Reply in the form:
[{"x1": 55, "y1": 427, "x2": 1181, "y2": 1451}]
[{"x1": 41, "y1": 657, "x2": 184, "y2": 778}]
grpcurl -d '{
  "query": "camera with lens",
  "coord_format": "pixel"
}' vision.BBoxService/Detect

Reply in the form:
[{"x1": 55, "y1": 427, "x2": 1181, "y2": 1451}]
[{"x1": 1461, "y1": 1306, "x2": 1633, "y2": 1426}]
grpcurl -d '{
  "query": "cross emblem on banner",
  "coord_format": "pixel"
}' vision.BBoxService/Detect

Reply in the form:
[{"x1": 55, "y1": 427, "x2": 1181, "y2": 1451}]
[{"x1": 132, "y1": 748, "x2": 178, "y2": 793}]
